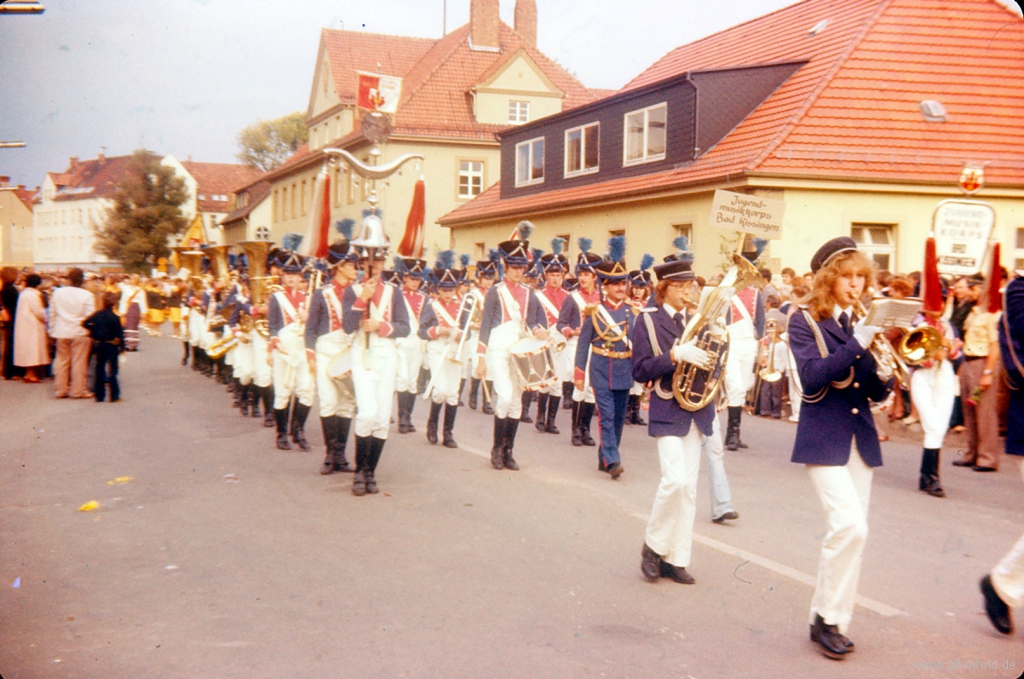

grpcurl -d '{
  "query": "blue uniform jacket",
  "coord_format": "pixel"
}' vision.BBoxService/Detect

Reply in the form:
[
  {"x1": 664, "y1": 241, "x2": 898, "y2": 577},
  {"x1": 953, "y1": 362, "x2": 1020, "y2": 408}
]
[
  {"x1": 1000, "y1": 276, "x2": 1024, "y2": 456},
  {"x1": 631, "y1": 305, "x2": 716, "y2": 438},
  {"x1": 418, "y1": 299, "x2": 471, "y2": 341},
  {"x1": 477, "y1": 282, "x2": 546, "y2": 347},
  {"x1": 556, "y1": 290, "x2": 598, "y2": 334},
  {"x1": 576, "y1": 302, "x2": 635, "y2": 391},
  {"x1": 788, "y1": 308, "x2": 891, "y2": 467},
  {"x1": 267, "y1": 291, "x2": 304, "y2": 338},
  {"x1": 340, "y1": 281, "x2": 410, "y2": 339}
]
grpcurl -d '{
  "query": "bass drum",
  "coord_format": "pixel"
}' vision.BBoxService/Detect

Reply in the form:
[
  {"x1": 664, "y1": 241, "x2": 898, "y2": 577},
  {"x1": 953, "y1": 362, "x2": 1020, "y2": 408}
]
[{"x1": 508, "y1": 337, "x2": 557, "y2": 392}]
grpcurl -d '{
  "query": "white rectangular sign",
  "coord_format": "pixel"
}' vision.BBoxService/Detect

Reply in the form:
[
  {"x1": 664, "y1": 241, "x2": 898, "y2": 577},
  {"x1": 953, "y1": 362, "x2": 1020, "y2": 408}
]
[
  {"x1": 932, "y1": 199, "x2": 995, "y2": 276},
  {"x1": 710, "y1": 190, "x2": 784, "y2": 240}
]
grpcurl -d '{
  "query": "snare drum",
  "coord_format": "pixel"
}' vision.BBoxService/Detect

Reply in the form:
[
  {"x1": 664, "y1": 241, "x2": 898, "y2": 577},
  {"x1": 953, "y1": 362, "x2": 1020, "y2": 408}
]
[{"x1": 508, "y1": 337, "x2": 558, "y2": 392}]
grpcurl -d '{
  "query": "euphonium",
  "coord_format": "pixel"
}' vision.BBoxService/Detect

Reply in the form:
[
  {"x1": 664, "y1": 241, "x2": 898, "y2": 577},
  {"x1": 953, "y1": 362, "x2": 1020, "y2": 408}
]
[{"x1": 672, "y1": 251, "x2": 765, "y2": 411}]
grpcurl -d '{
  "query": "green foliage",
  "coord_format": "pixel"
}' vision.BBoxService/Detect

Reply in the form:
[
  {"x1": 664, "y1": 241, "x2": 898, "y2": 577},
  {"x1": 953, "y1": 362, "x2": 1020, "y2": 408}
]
[
  {"x1": 93, "y1": 150, "x2": 188, "y2": 274},
  {"x1": 235, "y1": 112, "x2": 309, "y2": 171}
]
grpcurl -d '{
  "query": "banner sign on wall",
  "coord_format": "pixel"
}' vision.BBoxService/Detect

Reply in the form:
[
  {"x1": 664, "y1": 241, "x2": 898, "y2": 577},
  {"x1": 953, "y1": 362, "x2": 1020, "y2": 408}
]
[
  {"x1": 710, "y1": 190, "x2": 785, "y2": 240},
  {"x1": 932, "y1": 199, "x2": 995, "y2": 276}
]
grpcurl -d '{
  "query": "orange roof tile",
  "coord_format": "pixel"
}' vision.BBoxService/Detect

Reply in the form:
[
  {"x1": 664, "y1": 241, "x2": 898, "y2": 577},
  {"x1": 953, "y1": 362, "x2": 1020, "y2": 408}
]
[
  {"x1": 322, "y1": 28, "x2": 437, "y2": 105},
  {"x1": 180, "y1": 160, "x2": 263, "y2": 212},
  {"x1": 440, "y1": 0, "x2": 1024, "y2": 226},
  {"x1": 50, "y1": 154, "x2": 155, "y2": 202},
  {"x1": 221, "y1": 180, "x2": 271, "y2": 226}
]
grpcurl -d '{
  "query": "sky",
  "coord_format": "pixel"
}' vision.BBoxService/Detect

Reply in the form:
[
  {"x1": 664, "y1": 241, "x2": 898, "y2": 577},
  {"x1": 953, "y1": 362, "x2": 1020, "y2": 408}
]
[{"x1": 0, "y1": 0, "x2": 1019, "y2": 190}]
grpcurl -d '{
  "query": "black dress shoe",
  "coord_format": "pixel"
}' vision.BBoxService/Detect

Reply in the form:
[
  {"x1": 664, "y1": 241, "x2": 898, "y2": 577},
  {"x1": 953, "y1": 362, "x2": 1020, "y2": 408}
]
[
  {"x1": 981, "y1": 574, "x2": 1014, "y2": 634},
  {"x1": 660, "y1": 561, "x2": 695, "y2": 584},
  {"x1": 640, "y1": 544, "x2": 661, "y2": 583},
  {"x1": 712, "y1": 511, "x2": 740, "y2": 523},
  {"x1": 812, "y1": 618, "x2": 850, "y2": 660},
  {"x1": 952, "y1": 458, "x2": 975, "y2": 467},
  {"x1": 810, "y1": 614, "x2": 854, "y2": 652},
  {"x1": 973, "y1": 465, "x2": 998, "y2": 472}
]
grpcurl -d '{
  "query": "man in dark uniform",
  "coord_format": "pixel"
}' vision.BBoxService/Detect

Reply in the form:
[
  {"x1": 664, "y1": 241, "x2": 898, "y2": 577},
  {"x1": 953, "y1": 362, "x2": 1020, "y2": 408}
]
[{"x1": 575, "y1": 238, "x2": 634, "y2": 478}]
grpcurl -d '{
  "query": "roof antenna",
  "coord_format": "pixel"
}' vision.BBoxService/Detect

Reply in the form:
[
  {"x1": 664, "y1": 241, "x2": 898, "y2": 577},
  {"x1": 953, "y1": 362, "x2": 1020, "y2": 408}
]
[{"x1": 443, "y1": 0, "x2": 447, "y2": 36}]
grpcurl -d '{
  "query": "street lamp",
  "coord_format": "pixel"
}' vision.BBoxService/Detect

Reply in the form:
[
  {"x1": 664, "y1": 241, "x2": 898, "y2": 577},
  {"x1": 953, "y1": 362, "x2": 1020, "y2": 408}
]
[{"x1": 0, "y1": 2, "x2": 45, "y2": 14}]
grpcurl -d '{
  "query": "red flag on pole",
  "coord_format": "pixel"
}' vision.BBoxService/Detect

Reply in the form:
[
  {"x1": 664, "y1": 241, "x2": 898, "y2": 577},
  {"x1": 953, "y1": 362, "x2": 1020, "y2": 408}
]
[
  {"x1": 299, "y1": 167, "x2": 332, "y2": 258},
  {"x1": 397, "y1": 178, "x2": 426, "y2": 258}
]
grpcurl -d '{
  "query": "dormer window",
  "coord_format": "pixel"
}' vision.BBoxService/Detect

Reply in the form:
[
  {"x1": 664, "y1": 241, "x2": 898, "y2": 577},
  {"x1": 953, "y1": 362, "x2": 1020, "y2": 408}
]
[
  {"x1": 515, "y1": 137, "x2": 545, "y2": 187},
  {"x1": 624, "y1": 103, "x2": 667, "y2": 166},
  {"x1": 509, "y1": 100, "x2": 530, "y2": 124},
  {"x1": 565, "y1": 122, "x2": 599, "y2": 177}
]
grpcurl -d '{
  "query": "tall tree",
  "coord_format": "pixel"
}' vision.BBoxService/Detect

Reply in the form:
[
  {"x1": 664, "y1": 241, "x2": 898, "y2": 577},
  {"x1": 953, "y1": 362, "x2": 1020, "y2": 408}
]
[
  {"x1": 94, "y1": 150, "x2": 188, "y2": 274},
  {"x1": 235, "y1": 112, "x2": 309, "y2": 171}
]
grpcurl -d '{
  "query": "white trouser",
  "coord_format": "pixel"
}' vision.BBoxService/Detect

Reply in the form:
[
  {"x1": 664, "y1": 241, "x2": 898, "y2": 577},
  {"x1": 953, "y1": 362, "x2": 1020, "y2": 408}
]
[
  {"x1": 645, "y1": 427, "x2": 703, "y2": 568},
  {"x1": 188, "y1": 312, "x2": 203, "y2": 347},
  {"x1": 461, "y1": 330, "x2": 486, "y2": 379},
  {"x1": 630, "y1": 381, "x2": 644, "y2": 396},
  {"x1": 485, "y1": 322, "x2": 523, "y2": 419},
  {"x1": 223, "y1": 327, "x2": 235, "y2": 366},
  {"x1": 725, "y1": 332, "x2": 757, "y2": 407},
  {"x1": 542, "y1": 345, "x2": 568, "y2": 396},
  {"x1": 250, "y1": 330, "x2": 272, "y2": 388},
  {"x1": 806, "y1": 448, "x2": 873, "y2": 634},
  {"x1": 704, "y1": 414, "x2": 734, "y2": 518},
  {"x1": 426, "y1": 339, "x2": 462, "y2": 406},
  {"x1": 350, "y1": 334, "x2": 398, "y2": 439},
  {"x1": 992, "y1": 459, "x2": 1024, "y2": 608},
  {"x1": 910, "y1": 360, "x2": 956, "y2": 449},
  {"x1": 272, "y1": 345, "x2": 314, "y2": 409},
  {"x1": 395, "y1": 335, "x2": 425, "y2": 393},
  {"x1": 315, "y1": 332, "x2": 357, "y2": 419},
  {"x1": 567, "y1": 338, "x2": 595, "y2": 403},
  {"x1": 232, "y1": 336, "x2": 255, "y2": 385}
]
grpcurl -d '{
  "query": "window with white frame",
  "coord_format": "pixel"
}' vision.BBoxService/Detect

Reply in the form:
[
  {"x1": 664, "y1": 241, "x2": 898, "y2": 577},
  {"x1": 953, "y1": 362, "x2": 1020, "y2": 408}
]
[
  {"x1": 508, "y1": 100, "x2": 530, "y2": 124},
  {"x1": 1015, "y1": 227, "x2": 1024, "y2": 271},
  {"x1": 458, "y1": 160, "x2": 484, "y2": 198},
  {"x1": 515, "y1": 137, "x2": 545, "y2": 187},
  {"x1": 851, "y1": 223, "x2": 896, "y2": 272},
  {"x1": 673, "y1": 223, "x2": 693, "y2": 250},
  {"x1": 565, "y1": 123, "x2": 599, "y2": 177},
  {"x1": 623, "y1": 103, "x2": 667, "y2": 166}
]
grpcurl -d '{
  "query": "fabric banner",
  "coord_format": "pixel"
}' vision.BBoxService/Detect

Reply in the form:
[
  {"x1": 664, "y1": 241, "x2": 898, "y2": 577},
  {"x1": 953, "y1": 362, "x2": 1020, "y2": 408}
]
[{"x1": 357, "y1": 72, "x2": 402, "y2": 114}]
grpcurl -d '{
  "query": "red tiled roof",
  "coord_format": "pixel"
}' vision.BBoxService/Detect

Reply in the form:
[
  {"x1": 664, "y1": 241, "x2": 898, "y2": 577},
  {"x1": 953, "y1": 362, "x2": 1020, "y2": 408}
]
[
  {"x1": 440, "y1": 0, "x2": 1024, "y2": 226},
  {"x1": 321, "y1": 28, "x2": 437, "y2": 105},
  {"x1": 50, "y1": 154, "x2": 152, "y2": 202},
  {"x1": 180, "y1": 160, "x2": 263, "y2": 212},
  {"x1": 221, "y1": 180, "x2": 271, "y2": 226},
  {"x1": 12, "y1": 185, "x2": 38, "y2": 210}
]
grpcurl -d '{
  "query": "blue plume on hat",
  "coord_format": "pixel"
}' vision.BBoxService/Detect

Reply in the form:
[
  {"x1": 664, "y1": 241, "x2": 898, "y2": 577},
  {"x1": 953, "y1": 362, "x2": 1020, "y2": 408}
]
[
  {"x1": 282, "y1": 233, "x2": 303, "y2": 252},
  {"x1": 531, "y1": 247, "x2": 544, "y2": 264},
  {"x1": 489, "y1": 248, "x2": 501, "y2": 263},
  {"x1": 608, "y1": 235, "x2": 626, "y2": 263},
  {"x1": 437, "y1": 249, "x2": 455, "y2": 270},
  {"x1": 335, "y1": 219, "x2": 355, "y2": 240},
  {"x1": 551, "y1": 237, "x2": 565, "y2": 255},
  {"x1": 459, "y1": 253, "x2": 470, "y2": 268},
  {"x1": 672, "y1": 236, "x2": 689, "y2": 254},
  {"x1": 751, "y1": 237, "x2": 769, "y2": 260},
  {"x1": 640, "y1": 254, "x2": 654, "y2": 272},
  {"x1": 677, "y1": 250, "x2": 695, "y2": 266},
  {"x1": 516, "y1": 221, "x2": 534, "y2": 241},
  {"x1": 392, "y1": 256, "x2": 404, "y2": 273},
  {"x1": 578, "y1": 237, "x2": 592, "y2": 254}
]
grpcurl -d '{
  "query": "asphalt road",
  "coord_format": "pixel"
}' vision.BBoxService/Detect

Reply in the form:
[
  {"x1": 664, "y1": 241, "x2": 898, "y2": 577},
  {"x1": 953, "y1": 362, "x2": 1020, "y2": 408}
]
[{"x1": 2, "y1": 335, "x2": 1023, "y2": 678}]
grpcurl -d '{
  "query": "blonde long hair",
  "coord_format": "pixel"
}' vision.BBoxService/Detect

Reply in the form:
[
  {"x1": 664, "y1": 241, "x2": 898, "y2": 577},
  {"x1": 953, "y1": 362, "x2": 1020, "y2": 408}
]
[{"x1": 803, "y1": 250, "x2": 875, "y2": 322}]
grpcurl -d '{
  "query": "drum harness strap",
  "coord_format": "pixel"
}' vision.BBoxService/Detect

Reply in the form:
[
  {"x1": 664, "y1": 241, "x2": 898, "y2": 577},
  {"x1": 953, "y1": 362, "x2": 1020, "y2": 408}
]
[{"x1": 799, "y1": 308, "x2": 854, "y2": 404}]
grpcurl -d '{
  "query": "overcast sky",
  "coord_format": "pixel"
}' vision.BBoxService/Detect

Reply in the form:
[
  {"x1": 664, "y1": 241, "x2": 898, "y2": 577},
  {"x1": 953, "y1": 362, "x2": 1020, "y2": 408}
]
[{"x1": 1, "y1": 0, "x2": 1019, "y2": 189}]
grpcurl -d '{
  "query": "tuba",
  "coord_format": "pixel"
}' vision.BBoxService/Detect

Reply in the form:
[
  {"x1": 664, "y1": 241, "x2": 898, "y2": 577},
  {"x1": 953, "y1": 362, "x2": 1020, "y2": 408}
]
[
  {"x1": 238, "y1": 240, "x2": 276, "y2": 339},
  {"x1": 672, "y1": 251, "x2": 765, "y2": 411},
  {"x1": 174, "y1": 248, "x2": 206, "y2": 295}
]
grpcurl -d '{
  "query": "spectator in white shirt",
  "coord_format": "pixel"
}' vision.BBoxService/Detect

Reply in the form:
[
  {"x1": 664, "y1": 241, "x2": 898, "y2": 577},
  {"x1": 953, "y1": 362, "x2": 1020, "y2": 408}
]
[{"x1": 49, "y1": 268, "x2": 96, "y2": 398}]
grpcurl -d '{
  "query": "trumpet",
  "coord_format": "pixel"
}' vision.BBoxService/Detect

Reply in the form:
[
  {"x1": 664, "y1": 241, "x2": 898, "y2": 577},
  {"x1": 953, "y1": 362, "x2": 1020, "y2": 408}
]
[{"x1": 759, "y1": 318, "x2": 783, "y2": 382}]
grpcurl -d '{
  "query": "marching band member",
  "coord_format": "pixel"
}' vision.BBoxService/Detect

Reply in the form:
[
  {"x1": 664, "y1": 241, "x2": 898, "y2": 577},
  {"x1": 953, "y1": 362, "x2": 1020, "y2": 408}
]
[
  {"x1": 632, "y1": 254, "x2": 717, "y2": 585},
  {"x1": 980, "y1": 268, "x2": 1023, "y2": 637},
  {"x1": 226, "y1": 276, "x2": 256, "y2": 417},
  {"x1": 519, "y1": 251, "x2": 545, "y2": 424},
  {"x1": 723, "y1": 237, "x2": 766, "y2": 451},
  {"x1": 305, "y1": 240, "x2": 359, "y2": 475},
  {"x1": 267, "y1": 251, "x2": 315, "y2": 452},
  {"x1": 626, "y1": 255, "x2": 654, "y2": 426},
  {"x1": 576, "y1": 237, "x2": 634, "y2": 479},
  {"x1": 788, "y1": 237, "x2": 892, "y2": 660},
  {"x1": 341, "y1": 240, "x2": 410, "y2": 496},
  {"x1": 465, "y1": 256, "x2": 497, "y2": 414},
  {"x1": 186, "y1": 271, "x2": 208, "y2": 375},
  {"x1": 909, "y1": 237, "x2": 961, "y2": 497},
  {"x1": 455, "y1": 254, "x2": 473, "y2": 405},
  {"x1": 394, "y1": 258, "x2": 429, "y2": 434},
  {"x1": 419, "y1": 251, "x2": 470, "y2": 448},
  {"x1": 475, "y1": 226, "x2": 547, "y2": 471},
  {"x1": 557, "y1": 239, "x2": 603, "y2": 447},
  {"x1": 250, "y1": 250, "x2": 279, "y2": 429},
  {"x1": 532, "y1": 240, "x2": 569, "y2": 433}
]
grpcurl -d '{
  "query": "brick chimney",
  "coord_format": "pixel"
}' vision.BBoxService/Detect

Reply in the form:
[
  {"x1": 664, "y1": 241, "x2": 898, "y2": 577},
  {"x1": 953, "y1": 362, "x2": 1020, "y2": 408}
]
[
  {"x1": 68, "y1": 156, "x2": 79, "y2": 171},
  {"x1": 0, "y1": 176, "x2": 10, "y2": 187},
  {"x1": 514, "y1": 0, "x2": 536, "y2": 47},
  {"x1": 470, "y1": 0, "x2": 500, "y2": 51}
]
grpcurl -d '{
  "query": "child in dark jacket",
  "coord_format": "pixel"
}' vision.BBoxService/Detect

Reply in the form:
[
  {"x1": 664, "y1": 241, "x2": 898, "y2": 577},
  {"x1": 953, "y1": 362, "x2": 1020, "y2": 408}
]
[{"x1": 83, "y1": 292, "x2": 125, "y2": 402}]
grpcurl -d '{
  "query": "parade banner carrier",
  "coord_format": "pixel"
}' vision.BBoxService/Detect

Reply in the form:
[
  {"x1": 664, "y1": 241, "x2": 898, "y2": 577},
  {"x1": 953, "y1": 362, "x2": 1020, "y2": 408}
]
[
  {"x1": 932, "y1": 199, "x2": 995, "y2": 276},
  {"x1": 710, "y1": 189, "x2": 785, "y2": 240}
]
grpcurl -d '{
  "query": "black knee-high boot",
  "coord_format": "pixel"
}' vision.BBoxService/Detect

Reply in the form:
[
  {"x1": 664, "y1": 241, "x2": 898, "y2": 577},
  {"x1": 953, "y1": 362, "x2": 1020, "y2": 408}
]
[
  {"x1": 545, "y1": 396, "x2": 561, "y2": 434},
  {"x1": 520, "y1": 391, "x2": 534, "y2": 423},
  {"x1": 237, "y1": 382, "x2": 249, "y2": 415},
  {"x1": 469, "y1": 378, "x2": 481, "y2": 410},
  {"x1": 275, "y1": 406, "x2": 292, "y2": 450},
  {"x1": 443, "y1": 404, "x2": 458, "y2": 448},
  {"x1": 562, "y1": 381, "x2": 574, "y2": 409},
  {"x1": 334, "y1": 417, "x2": 353, "y2": 472},
  {"x1": 919, "y1": 448, "x2": 945, "y2": 497},
  {"x1": 503, "y1": 418, "x2": 520, "y2": 471},
  {"x1": 365, "y1": 437, "x2": 385, "y2": 494},
  {"x1": 182, "y1": 341, "x2": 191, "y2": 366},
  {"x1": 571, "y1": 400, "x2": 582, "y2": 446},
  {"x1": 352, "y1": 436, "x2": 371, "y2": 496},
  {"x1": 726, "y1": 406, "x2": 742, "y2": 451},
  {"x1": 426, "y1": 401, "x2": 443, "y2": 444},
  {"x1": 262, "y1": 386, "x2": 274, "y2": 427},
  {"x1": 579, "y1": 402, "x2": 596, "y2": 446},
  {"x1": 405, "y1": 391, "x2": 417, "y2": 433},
  {"x1": 535, "y1": 392, "x2": 549, "y2": 431},
  {"x1": 490, "y1": 417, "x2": 505, "y2": 469},
  {"x1": 291, "y1": 401, "x2": 311, "y2": 450},
  {"x1": 320, "y1": 416, "x2": 339, "y2": 474}
]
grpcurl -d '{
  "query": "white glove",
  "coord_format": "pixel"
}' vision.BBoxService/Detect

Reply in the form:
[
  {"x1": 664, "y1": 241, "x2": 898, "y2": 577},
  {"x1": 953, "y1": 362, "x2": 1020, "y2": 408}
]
[
  {"x1": 853, "y1": 317, "x2": 884, "y2": 349},
  {"x1": 672, "y1": 339, "x2": 711, "y2": 369}
]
